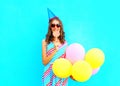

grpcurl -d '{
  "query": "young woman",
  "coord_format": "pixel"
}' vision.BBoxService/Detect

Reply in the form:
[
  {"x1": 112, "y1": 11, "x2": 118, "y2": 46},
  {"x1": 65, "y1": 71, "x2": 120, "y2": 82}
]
[{"x1": 42, "y1": 17, "x2": 68, "y2": 86}]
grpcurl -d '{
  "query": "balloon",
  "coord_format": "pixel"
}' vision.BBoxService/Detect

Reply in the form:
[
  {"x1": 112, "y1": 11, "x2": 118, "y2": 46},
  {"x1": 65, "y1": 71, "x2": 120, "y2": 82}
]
[
  {"x1": 52, "y1": 58, "x2": 72, "y2": 78},
  {"x1": 71, "y1": 60, "x2": 92, "y2": 82},
  {"x1": 92, "y1": 68, "x2": 100, "y2": 75},
  {"x1": 66, "y1": 43, "x2": 85, "y2": 64},
  {"x1": 85, "y1": 48, "x2": 105, "y2": 68}
]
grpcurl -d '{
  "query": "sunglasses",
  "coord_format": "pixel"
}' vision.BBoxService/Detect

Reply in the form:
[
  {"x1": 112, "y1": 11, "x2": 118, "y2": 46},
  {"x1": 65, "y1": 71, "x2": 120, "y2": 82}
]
[{"x1": 51, "y1": 24, "x2": 61, "y2": 28}]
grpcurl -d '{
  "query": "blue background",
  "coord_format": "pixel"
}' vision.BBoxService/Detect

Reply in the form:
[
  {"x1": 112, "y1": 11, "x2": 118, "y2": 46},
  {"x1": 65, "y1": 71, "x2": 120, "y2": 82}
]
[{"x1": 0, "y1": 0, "x2": 120, "y2": 86}]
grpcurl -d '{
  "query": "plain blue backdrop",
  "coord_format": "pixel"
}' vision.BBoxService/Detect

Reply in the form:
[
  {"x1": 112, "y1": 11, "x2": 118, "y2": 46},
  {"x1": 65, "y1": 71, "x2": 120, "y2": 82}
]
[{"x1": 0, "y1": 0, "x2": 120, "y2": 86}]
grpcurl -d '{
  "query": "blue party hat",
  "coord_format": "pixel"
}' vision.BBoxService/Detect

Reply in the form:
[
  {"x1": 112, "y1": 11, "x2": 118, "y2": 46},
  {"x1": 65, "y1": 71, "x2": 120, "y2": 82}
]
[{"x1": 47, "y1": 8, "x2": 57, "y2": 20}]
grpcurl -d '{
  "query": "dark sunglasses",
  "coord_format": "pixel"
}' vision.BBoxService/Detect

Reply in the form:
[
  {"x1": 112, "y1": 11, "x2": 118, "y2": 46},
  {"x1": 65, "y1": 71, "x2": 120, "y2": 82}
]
[{"x1": 51, "y1": 24, "x2": 61, "y2": 28}]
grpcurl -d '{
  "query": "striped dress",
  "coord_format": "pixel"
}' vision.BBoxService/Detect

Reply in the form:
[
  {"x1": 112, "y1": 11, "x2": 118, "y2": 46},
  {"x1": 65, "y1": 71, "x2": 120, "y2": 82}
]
[{"x1": 42, "y1": 42, "x2": 68, "y2": 86}]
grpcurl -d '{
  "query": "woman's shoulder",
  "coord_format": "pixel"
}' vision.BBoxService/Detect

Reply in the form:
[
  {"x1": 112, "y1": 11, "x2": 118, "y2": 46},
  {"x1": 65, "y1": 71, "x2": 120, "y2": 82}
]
[
  {"x1": 42, "y1": 39, "x2": 46, "y2": 43},
  {"x1": 42, "y1": 39, "x2": 47, "y2": 46},
  {"x1": 64, "y1": 40, "x2": 68, "y2": 44}
]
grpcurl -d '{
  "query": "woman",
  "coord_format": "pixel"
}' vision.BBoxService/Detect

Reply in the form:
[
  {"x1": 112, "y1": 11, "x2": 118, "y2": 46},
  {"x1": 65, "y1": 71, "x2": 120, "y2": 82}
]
[{"x1": 42, "y1": 17, "x2": 68, "y2": 86}]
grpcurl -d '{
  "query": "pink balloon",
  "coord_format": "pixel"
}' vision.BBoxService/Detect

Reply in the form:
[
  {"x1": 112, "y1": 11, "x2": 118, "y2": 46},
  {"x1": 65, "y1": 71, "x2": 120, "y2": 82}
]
[
  {"x1": 92, "y1": 68, "x2": 100, "y2": 75},
  {"x1": 66, "y1": 43, "x2": 85, "y2": 64}
]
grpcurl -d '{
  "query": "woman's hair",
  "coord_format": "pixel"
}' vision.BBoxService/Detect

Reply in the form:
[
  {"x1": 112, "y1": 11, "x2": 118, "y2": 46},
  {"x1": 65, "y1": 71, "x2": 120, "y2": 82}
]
[{"x1": 45, "y1": 17, "x2": 65, "y2": 44}]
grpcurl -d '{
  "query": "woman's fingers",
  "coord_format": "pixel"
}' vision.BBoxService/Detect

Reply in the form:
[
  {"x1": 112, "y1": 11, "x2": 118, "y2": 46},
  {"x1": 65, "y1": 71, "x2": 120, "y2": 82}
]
[{"x1": 53, "y1": 31, "x2": 60, "y2": 37}]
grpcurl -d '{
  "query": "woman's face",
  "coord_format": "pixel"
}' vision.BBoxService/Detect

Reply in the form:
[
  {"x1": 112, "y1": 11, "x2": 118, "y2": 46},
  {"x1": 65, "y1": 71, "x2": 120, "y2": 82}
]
[
  {"x1": 50, "y1": 19, "x2": 61, "y2": 38},
  {"x1": 51, "y1": 19, "x2": 61, "y2": 32}
]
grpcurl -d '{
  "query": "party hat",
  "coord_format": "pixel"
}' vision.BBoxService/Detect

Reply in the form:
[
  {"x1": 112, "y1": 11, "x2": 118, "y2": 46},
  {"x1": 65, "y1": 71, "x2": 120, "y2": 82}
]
[{"x1": 47, "y1": 8, "x2": 57, "y2": 20}]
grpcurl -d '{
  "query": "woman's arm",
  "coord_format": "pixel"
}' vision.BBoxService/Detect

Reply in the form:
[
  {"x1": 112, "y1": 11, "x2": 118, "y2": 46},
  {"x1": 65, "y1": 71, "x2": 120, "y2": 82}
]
[{"x1": 42, "y1": 40, "x2": 58, "y2": 65}]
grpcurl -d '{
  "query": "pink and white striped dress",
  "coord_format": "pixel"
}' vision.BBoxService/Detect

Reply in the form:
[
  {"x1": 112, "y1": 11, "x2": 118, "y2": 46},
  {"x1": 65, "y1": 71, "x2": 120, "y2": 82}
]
[{"x1": 42, "y1": 42, "x2": 68, "y2": 86}]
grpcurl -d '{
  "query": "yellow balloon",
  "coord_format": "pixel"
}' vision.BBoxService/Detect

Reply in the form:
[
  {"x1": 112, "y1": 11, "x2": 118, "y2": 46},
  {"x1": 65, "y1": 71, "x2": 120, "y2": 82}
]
[
  {"x1": 85, "y1": 48, "x2": 105, "y2": 68},
  {"x1": 52, "y1": 58, "x2": 72, "y2": 78},
  {"x1": 72, "y1": 60, "x2": 92, "y2": 82}
]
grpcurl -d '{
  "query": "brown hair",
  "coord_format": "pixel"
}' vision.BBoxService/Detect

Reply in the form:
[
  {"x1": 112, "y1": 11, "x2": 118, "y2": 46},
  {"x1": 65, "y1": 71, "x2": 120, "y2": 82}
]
[{"x1": 45, "y1": 17, "x2": 65, "y2": 44}]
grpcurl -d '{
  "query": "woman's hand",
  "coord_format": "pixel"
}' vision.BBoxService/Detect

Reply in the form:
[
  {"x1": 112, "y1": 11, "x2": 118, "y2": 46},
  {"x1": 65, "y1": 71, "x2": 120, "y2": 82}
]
[{"x1": 53, "y1": 31, "x2": 60, "y2": 38}]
